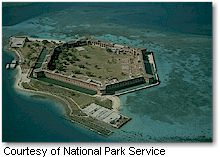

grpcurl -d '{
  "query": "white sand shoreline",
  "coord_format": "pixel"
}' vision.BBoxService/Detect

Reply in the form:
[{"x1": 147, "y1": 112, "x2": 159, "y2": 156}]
[
  {"x1": 100, "y1": 95, "x2": 120, "y2": 112},
  {"x1": 13, "y1": 64, "x2": 72, "y2": 116}
]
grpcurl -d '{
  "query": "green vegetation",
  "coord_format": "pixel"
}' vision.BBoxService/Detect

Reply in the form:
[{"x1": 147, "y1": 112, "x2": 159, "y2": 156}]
[
  {"x1": 83, "y1": 54, "x2": 90, "y2": 59},
  {"x1": 94, "y1": 64, "x2": 101, "y2": 69},
  {"x1": 106, "y1": 48, "x2": 112, "y2": 52},
  {"x1": 17, "y1": 41, "x2": 44, "y2": 69},
  {"x1": 86, "y1": 71, "x2": 95, "y2": 77},
  {"x1": 73, "y1": 70, "x2": 82, "y2": 74},
  {"x1": 25, "y1": 79, "x2": 112, "y2": 110},
  {"x1": 54, "y1": 45, "x2": 130, "y2": 81},
  {"x1": 94, "y1": 99, "x2": 112, "y2": 110},
  {"x1": 78, "y1": 64, "x2": 85, "y2": 69},
  {"x1": 42, "y1": 40, "x2": 49, "y2": 45},
  {"x1": 21, "y1": 82, "x2": 36, "y2": 90},
  {"x1": 33, "y1": 43, "x2": 40, "y2": 47},
  {"x1": 13, "y1": 40, "x2": 58, "y2": 70}
]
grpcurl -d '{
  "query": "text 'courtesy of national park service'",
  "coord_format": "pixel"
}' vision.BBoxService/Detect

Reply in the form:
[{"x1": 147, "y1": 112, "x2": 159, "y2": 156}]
[{"x1": 3, "y1": 146, "x2": 166, "y2": 157}]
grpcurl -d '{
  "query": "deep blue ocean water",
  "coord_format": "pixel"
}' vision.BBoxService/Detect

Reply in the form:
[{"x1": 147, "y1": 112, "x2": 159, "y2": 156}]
[{"x1": 2, "y1": 2, "x2": 212, "y2": 142}]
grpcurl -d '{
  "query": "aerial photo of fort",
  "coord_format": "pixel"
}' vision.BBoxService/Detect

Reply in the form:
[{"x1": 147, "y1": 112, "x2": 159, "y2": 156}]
[
  {"x1": 2, "y1": 2, "x2": 212, "y2": 142},
  {"x1": 7, "y1": 35, "x2": 159, "y2": 136}
]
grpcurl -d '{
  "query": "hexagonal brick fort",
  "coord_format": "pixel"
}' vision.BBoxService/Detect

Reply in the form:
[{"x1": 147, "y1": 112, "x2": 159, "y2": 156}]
[{"x1": 32, "y1": 37, "x2": 160, "y2": 96}]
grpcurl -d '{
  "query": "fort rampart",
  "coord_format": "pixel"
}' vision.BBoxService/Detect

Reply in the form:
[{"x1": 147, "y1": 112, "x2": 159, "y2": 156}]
[
  {"x1": 42, "y1": 70, "x2": 99, "y2": 92},
  {"x1": 104, "y1": 76, "x2": 146, "y2": 94},
  {"x1": 64, "y1": 39, "x2": 147, "y2": 56}
]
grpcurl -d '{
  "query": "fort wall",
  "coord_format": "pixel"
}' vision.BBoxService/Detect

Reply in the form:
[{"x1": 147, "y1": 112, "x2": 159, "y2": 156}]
[
  {"x1": 104, "y1": 76, "x2": 146, "y2": 94},
  {"x1": 43, "y1": 70, "x2": 99, "y2": 92},
  {"x1": 87, "y1": 39, "x2": 146, "y2": 56},
  {"x1": 63, "y1": 39, "x2": 147, "y2": 56}
]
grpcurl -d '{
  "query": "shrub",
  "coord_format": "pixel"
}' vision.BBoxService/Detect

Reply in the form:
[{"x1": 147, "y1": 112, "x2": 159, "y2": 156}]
[
  {"x1": 73, "y1": 70, "x2": 82, "y2": 74},
  {"x1": 83, "y1": 54, "x2": 90, "y2": 59},
  {"x1": 106, "y1": 48, "x2": 112, "y2": 52},
  {"x1": 69, "y1": 60, "x2": 75, "y2": 64},
  {"x1": 86, "y1": 71, "x2": 95, "y2": 77},
  {"x1": 72, "y1": 55, "x2": 80, "y2": 61},
  {"x1": 42, "y1": 40, "x2": 49, "y2": 45},
  {"x1": 121, "y1": 72, "x2": 126, "y2": 75},
  {"x1": 78, "y1": 64, "x2": 85, "y2": 69},
  {"x1": 34, "y1": 43, "x2": 40, "y2": 47}
]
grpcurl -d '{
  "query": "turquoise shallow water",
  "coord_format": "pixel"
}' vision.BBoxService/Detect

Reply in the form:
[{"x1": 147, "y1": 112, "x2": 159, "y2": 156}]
[
  {"x1": 2, "y1": 2, "x2": 212, "y2": 142},
  {"x1": 2, "y1": 51, "x2": 107, "y2": 142}
]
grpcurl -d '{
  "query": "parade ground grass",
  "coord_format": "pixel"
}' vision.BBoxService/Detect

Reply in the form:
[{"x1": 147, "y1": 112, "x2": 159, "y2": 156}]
[{"x1": 56, "y1": 45, "x2": 130, "y2": 82}]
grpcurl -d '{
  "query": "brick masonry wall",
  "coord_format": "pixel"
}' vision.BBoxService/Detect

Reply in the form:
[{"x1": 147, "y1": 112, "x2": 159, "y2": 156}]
[{"x1": 43, "y1": 70, "x2": 99, "y2": 91}]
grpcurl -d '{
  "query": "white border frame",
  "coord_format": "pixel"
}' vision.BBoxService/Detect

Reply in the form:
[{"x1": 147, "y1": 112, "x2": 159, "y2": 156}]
[{"x1": 0, "y1": 0, "x2": 218, "y2": 157}]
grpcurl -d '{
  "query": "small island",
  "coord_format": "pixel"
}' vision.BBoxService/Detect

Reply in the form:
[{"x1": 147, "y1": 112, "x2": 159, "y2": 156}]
[{"x1": 7, "y1": 36, "x2": 160, "y2": 136}]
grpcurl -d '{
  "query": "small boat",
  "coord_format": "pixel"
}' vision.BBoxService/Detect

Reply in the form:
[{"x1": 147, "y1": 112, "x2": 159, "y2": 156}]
[
  {"x1": 10, "y1": 63, "x2": 16, "y2": 69},
  {"x1": 6, "y1": 60, "x2": 17, "y2": 70},
  {"x1": 6, "y1": 64, "x2": 10, "y2": 69}
]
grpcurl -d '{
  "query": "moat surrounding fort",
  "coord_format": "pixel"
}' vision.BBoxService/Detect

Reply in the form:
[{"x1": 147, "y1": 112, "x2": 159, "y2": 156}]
[{"x1": 2, "y1": 3, "x2": 212, "y2": 142}]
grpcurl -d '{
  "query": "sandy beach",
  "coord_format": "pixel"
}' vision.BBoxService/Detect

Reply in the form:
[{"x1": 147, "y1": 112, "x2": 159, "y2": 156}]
[
  {"x1": 14, "y1": 65, "x2": 29, "y2": 90},
  {"x1": 103, "y1": 95, "x2": 121, "y2": 112},
  {"x1": 14, "y1": 64, "x2": 72, "y2": 116}
]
